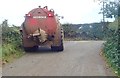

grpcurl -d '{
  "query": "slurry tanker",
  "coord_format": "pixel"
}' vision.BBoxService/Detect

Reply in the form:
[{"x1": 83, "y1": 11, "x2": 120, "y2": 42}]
[{"x1": 20, "y1": 6, "x2": 64, "y2": 52}]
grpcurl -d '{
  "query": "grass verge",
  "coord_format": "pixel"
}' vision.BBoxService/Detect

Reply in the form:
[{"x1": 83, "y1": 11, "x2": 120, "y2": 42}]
[{"x1": 2, "y1": 43, "x2": 25, "y2": 65}]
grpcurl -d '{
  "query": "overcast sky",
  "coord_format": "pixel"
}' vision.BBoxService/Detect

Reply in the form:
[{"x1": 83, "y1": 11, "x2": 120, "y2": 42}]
[{"x1": 0, "y1": 0, "x2": 114, "y2": 26}]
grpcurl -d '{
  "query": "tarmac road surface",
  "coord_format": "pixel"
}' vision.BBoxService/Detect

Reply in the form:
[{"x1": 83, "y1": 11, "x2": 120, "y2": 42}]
[{"x1": 2, "y1": 41, "x2": 115, "y2": 76}]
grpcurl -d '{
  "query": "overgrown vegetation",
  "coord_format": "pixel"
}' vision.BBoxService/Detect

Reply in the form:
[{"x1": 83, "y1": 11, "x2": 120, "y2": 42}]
[
  {"x1": 1, "y1": 20, "x2": 24, "y2": 64},
  {"x1": 103, "y1": 18, "x2": 119, "y2": 76},
  {"x1": 99, "y1": 0, "x2": 120, "y2": 76}
]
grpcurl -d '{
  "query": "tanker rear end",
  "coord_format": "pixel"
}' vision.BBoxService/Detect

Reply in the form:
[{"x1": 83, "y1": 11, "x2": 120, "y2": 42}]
[{"x1": 20, "y1": 6, "x2": 64, "y2": 52}]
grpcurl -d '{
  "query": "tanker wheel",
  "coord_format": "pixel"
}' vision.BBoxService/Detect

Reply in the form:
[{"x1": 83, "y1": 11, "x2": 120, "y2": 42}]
[
  {"x1": 51, "y1": 40, "x2": 64, "y2": 52},
  {"x1": 23, "y1": 46, "x2": 38, "y2": 52}
]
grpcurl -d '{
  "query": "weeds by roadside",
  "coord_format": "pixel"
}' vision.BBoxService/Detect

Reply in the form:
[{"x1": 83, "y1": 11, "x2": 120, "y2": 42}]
[{"x1": 1, "y1": 20, "x2": 25, "y2": 65}]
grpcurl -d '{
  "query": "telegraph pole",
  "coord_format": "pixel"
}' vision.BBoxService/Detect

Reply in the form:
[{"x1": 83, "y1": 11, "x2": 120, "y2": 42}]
[
  {"x1": 94, "y1": 0, "x2": 106, "y2": 37},
  {"x1": 103, "y1": 0, "x2": 105, "y2": 22},
  {"x1": 102, "y1": 0, "x2": 107, "y2": 38}
]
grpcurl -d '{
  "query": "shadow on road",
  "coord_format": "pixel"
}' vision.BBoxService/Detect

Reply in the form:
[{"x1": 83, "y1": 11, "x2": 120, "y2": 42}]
[{"x1": 25, "y1": 46, "x2": 59, "y2": 54}]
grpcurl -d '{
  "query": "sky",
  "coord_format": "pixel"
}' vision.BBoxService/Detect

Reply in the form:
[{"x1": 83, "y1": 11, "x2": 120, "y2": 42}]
[{"x1": 0, "y1": 0, "x2": 114, "y2": 26}]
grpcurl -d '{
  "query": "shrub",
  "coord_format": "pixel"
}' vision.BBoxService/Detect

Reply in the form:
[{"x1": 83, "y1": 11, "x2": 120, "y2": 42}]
[
  {"x1": 103, "y1": 18, "x2": 120, "y2": 76},
  {"x1": 1, "y1": 20, "x2": 24, "y2": 63}
]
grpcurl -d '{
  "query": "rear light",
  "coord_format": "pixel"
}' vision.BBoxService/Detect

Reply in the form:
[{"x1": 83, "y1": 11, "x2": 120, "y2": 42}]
[
  {"x1": 48, "y1": 13, "x2": 53, "y2": 17},
  {"x1": 26, "y1": 14, "x2": 32, "y2": 17}
]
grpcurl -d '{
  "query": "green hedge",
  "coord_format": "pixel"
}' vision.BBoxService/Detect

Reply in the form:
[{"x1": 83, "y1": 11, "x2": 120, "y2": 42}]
[
  {"x1": 1, "y1": 20, "x2": 24, "y2": 63},
  {"x1": 103, "y1": 31, "x2": 119, "y2": 75},
  {"x1": 103, "y1": 18, "x2": 120, "y2": 76}
]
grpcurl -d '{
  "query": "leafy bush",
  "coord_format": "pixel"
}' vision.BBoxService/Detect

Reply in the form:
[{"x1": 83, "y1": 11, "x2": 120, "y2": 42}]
[
  {"x1": 1, "y1": 20, "x2": 24, "y2": 63},
  {"x1": 103, "y1": 18, "x2": 120, "y2": 76}
]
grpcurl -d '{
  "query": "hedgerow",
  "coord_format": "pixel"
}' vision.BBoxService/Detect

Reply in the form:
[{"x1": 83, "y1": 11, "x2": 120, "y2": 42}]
[
  {"x1": 103, "y1": 18, "x2": 120, "y2": 76},
  {"x1": 1, "y1": 20, "x2": 24, "y2": 64}
]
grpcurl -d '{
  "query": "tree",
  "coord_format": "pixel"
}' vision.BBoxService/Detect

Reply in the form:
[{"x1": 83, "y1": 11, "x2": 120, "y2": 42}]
[
  {"x1": 97, "y1": 0, "x2": 120, "y2": 74},
  {"x1": 62, "y1": 24, "x2": 77, "y2": 38},
  {"x1": 98, "y1": 0, "x2": 119, "y2": 19},
  {"x1": 95, "y1": 0, "x2": 120, "y2": 38},
  {"x1": 2, "y1": 19, "x2": 8, "y2": 31}
]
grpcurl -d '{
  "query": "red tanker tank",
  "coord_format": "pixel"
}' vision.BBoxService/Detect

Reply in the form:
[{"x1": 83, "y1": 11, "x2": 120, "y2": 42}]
[{"x1": 20, "y1": 6, "x2": 64, "y2": 52}]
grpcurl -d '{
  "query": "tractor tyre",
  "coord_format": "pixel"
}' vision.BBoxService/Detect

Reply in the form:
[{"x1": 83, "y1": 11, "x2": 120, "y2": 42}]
[{"x1": 51, "y1": 40, "x2": 64, "y2": 52}]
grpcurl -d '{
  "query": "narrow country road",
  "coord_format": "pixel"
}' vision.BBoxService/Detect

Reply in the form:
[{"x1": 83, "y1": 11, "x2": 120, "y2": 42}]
[{"x1": 2, "y1": 41, "x2": 114, "y2": 76}]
